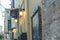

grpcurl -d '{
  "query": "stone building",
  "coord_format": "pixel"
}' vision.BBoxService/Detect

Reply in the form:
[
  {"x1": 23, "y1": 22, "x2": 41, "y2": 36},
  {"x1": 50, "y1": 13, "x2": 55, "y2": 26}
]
[
  {"x1": 4, "y1": 0, "x2": 60, "y2": 40},
  {"x1": 42, "y1": 0, "x2": 60, "y2": 40}
]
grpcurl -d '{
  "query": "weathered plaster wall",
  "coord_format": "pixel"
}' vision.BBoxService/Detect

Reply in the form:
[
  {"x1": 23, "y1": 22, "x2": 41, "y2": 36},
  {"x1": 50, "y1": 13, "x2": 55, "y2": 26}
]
[{"x1": 42, "y1": 0, "x2": 60, "y2": 40}]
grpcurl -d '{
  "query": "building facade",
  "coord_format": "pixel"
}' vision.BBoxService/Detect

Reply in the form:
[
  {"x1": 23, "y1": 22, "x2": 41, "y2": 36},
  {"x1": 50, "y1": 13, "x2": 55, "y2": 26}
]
[
  {"x1": 4, "y1": 9, "x2": 10, "y2": 40},
  {"x1": 19, "y1": 0, "x2": 42, "y2": 40}
]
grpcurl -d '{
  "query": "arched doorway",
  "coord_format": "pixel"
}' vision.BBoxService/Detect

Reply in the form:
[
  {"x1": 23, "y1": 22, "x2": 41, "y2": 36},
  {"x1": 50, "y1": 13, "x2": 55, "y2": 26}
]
[{"x1": 31, "y1": 6, "x2": 42, "y2": 40}]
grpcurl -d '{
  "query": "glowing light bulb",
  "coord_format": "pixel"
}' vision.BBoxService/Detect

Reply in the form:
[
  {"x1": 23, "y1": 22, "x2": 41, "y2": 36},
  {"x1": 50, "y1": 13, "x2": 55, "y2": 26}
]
[
  {"x1": 19, "y1": 11, "x2": 23, "y2": 16},
  {"x1": 15, "y1": 19, "x2": 18, "y2": 23}
]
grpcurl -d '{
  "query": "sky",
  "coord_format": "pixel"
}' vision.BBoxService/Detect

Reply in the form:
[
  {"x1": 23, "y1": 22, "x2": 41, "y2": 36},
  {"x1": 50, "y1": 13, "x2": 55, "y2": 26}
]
[
  {"x1": 1, "y1": 0, "x2": 11, "y2": 9},
  {"x1": 0, "y1": 9, "x2": 4, "y2": 25},
  {"x1": 0, "y1": 8, "x2": 4, "y2": 32},
  {"x1": 0, "y1": 0, "x2": 11, "y2": 33}
]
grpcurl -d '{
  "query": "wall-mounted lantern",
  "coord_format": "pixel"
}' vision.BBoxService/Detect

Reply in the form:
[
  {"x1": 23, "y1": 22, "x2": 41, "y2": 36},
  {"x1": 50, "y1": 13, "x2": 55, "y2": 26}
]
[
  {"x1": 19, "y1": 8, "x2": 25, "y2": 17},
  {"x1": 10, "y1": 8, "x2": 19, "y2": 28}
]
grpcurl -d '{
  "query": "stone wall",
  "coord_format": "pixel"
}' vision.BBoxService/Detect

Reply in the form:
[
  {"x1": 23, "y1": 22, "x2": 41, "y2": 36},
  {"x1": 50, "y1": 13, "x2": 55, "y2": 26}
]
[{"x1": 42, "y1": 0, "x2": 60, "y2": 40}]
